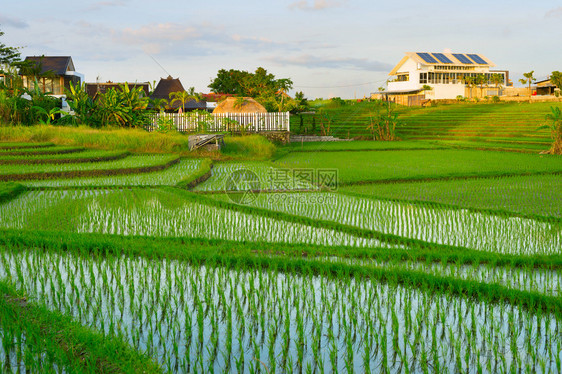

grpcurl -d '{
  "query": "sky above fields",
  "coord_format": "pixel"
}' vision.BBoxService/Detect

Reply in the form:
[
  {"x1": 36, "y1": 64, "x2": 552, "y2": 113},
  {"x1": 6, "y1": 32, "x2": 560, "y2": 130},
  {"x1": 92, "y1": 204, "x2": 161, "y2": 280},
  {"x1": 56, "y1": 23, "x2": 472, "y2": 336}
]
[{"x1": 1, "y1": 0, "x2": 561, "y2": 98}]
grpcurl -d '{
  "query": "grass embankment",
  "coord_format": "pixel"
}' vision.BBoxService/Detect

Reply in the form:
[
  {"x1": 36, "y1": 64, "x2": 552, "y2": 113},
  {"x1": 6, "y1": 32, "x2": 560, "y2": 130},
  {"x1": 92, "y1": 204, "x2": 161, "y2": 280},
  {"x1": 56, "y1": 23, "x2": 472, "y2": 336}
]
[
  {"x1": 176, "y1": 158, "x2": 213, "y2": 189},
  {"x1": 0, "y1": 141, "x2": 54, "y2": 149},
  {"x1": 0, "y1": 182, "x2": 26, "y2": 203},
  {"x1": 0, "y1": 280, "x2": 162, "y2": 373},
  {"x1": 0, "y1": 126, "x2": 278, "y2": 160},
  {"x1": 0, "y1": 150, "x2": 130, "y2": 164},
  {"x1": 276, "y1": 149, "x2": 562, "y2": 185},
  {"x1": 0, "y1": 146, "x2": 86, "y2": 156},
  {"x1": 0, "y1": 125, "x2": 192, "y2": 153},
  {"x1": 0, "y1": 154, "x2": 180, "y2": 181},
  {"x1": 292, "y1": 101, "x2": 560, "y2": 152}
]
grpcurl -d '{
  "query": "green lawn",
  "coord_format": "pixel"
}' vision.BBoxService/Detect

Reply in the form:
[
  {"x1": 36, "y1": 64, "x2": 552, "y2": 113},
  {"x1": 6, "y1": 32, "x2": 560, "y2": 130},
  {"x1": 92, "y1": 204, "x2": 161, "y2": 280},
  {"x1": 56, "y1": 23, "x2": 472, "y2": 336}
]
[
  {"x1": 291, "y1": 101, "x2": 560, "y2": 152},
  {"x1": 276, "y1": 149, "x2": 562, "y2": 184}
]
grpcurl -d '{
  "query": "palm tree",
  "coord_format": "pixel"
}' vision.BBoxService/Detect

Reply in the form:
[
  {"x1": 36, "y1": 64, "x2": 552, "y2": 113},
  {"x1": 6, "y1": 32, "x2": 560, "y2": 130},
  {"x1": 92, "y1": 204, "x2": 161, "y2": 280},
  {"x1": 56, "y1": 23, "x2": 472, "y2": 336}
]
[
  {"x1": 463, "y1": 75, "x2": 476, "y2": 99},
  {"x1": 475, "y1": 74, "x2": 487, "y2": 98},
  {"x1": 150, "y1": 97, "x2": 169, "y2": 113},
  {"x1": 519, "y1": 71, "x2": 536, "y2": 97},
  {"x1": 169, "y1": 87, "x2": 202, "y2": 112},
  {"x1": 490, "y1": 73, "x2": 504, "y2": 96}
]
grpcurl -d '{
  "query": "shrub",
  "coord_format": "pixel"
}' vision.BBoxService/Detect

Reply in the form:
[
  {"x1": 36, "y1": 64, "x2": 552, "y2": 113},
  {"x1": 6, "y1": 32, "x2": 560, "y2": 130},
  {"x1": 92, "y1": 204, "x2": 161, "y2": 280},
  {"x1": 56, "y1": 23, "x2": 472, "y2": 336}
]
[
  {"x1": 492, "y1": 96, "x2": 501, "y2": 103},
  {"x1": 326, "y1": 97, "x2": 346, "y2": 108},
  {"x1": 222, "y1": 134, "x2": 276, "y2": 159}
]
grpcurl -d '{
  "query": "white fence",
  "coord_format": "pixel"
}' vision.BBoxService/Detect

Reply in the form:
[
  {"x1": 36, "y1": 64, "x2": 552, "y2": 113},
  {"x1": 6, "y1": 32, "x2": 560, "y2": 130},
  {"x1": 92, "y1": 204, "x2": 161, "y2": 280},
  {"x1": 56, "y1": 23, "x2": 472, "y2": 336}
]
[{"x1": 147, "y1": 112, "x2": 290, "y2": 132}]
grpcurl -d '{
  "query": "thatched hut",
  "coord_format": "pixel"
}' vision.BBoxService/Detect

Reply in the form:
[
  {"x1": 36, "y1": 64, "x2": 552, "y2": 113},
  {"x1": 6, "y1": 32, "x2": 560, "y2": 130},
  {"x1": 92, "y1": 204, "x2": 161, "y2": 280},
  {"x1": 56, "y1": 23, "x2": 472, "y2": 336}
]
[
  {"x1": 150, "y1": 76, "x2": 206, "y2": 111},
  {"x1": 212, "y1": 97, "x2": 267, "y2": 114}
]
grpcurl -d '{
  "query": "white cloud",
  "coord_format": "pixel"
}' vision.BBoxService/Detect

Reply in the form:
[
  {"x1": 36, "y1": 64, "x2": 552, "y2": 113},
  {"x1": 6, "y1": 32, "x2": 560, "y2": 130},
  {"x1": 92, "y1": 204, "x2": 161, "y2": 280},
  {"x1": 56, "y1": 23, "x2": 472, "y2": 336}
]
[
  {"x1": 117, "y1": 23, "x2": 201, "y2": 44},
  {"x1": 289, "y1": 0, "x2": 346, "y2": 11},
  {"x1": 86, "y1": 1, "x2": 128, "y2": 11},
  {"x1": 0, "y1": 15, "x2": 28, "y2": 29},
  {"x1": 266, "y1": 54, "x2": 393, "y2": 71},
  {"x1": 545, "y1": 7, "x2": 562, "y2": 18}
]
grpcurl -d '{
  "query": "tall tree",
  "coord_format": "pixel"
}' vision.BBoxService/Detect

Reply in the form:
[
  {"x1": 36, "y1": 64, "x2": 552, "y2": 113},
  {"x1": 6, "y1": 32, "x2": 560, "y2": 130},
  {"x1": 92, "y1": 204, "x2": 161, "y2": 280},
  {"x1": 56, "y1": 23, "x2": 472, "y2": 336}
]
[
  {"x1": 208, "y1": 67, "x2": 292, "y2": 99},
  {"x1": 519, "y1": 70, "x2": 536, "y2": 96},
  {"x1": 550, "y1": 71, "x2": 562, "y2": 91},
  {"x1": 0, "y1": 28, "x2": 21, "y2": 66}
]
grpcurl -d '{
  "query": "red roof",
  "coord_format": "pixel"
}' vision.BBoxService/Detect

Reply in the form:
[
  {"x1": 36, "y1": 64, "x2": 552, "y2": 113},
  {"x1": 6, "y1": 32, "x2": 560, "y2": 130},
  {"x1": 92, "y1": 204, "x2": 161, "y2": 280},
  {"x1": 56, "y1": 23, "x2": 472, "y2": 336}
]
[{"x1": 201, "y1": 93, "x2": 235, "y2": 102}]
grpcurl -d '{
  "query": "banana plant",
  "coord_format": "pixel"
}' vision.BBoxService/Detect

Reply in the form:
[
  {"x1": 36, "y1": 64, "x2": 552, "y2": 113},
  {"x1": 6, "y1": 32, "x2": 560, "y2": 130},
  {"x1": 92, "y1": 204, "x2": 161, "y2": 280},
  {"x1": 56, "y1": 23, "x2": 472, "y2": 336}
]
[{"x1": 31, "y1": 105, "x2": 66, "y2": 125}]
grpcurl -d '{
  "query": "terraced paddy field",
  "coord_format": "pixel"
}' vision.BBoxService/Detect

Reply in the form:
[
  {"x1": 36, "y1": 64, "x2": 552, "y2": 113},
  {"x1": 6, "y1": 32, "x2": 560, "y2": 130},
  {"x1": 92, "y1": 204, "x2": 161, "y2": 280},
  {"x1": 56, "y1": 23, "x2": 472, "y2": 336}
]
[
  {"x1": 291, "y1": 101, "x2": 562, "y2": 152},
  {"x1": 0, "y1": 138, "x2": 561, "y2": 373}
]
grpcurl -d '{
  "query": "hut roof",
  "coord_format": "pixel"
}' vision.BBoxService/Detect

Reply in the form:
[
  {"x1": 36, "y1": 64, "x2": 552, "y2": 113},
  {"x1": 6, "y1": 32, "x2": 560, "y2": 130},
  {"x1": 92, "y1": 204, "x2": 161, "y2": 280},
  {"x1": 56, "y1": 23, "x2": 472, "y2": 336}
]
[
  {"x1": 212, "y1": 97, "x2": 267, "y2": 114},
  {"x1": 150, "y1": 76, "x2": 205, "y2": 110},
  {"x1": 150, "y1": 76, "x2": 185, "y2": 100}
]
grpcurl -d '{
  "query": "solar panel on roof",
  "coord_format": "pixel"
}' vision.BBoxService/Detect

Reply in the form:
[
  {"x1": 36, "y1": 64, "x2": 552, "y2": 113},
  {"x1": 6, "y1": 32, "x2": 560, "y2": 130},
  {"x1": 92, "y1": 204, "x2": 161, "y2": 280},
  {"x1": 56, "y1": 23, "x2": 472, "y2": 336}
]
[
  {"x1": 432, "y1": 53, "x2": 453, "y2": 64},
  {"x1": 417, "y1": 53, "x2": 438, "y2": 64},
  {"x1": 452, "y1": 54, "x2": 473, "y2": 64},
  {"x1": 467, "y1": 54, "x2": 488, "y2": 64}
]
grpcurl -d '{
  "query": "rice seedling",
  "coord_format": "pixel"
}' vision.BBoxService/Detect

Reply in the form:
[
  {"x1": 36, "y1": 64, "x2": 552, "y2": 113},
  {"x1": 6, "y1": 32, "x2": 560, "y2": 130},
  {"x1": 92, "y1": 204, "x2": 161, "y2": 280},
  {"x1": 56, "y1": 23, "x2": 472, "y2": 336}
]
[
  {"x1": 194, "y1": 161, "x2": 316, "y2": 192},
  {"x1": 0, "y1": 188, "x2": 387, "y2": 248},
  {"x1": 215, "y1": 192, "x2": 561, "y2": 255},
  {"x1": 1, "y1": 247, "x2": 559, "y2": 373},
  {"x1": 340, "y1": 173, "x2": 562, "y2": 219}
]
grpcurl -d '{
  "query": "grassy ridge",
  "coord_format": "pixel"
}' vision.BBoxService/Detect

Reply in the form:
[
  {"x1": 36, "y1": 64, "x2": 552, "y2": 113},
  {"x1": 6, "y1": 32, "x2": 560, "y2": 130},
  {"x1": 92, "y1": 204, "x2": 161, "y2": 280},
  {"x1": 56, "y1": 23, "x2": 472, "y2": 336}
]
[
  {"x1": 0, "y1": 146, "x2": 85, "y2": 156},
  {"x1": 0, "y1": 125, "x2": 193, "y2": 153},
  {"x1": 0, "y1": 280, "x2": 162, "y2": 373},
  {"x1": 1, "y1": 229, "x2": 561, "y2": 315},
  {"x1": 0, "y1": 155, "x2": 180, "y2": 181},
  {"x1": 0, "y1": 141, "x2": 54, "y2": 149},
  {"x1": 3, "y1": 228, "x2": 561, "y2": 270},
  {"x1": 0, "y1": 150, "x2": 130, "y2": 164},
  {"x1": 175, "y1": 158, "x2": 213, "y2": 189},
  {"x1": 0, "y1": 182, "x2": 26, "y2": 204}
]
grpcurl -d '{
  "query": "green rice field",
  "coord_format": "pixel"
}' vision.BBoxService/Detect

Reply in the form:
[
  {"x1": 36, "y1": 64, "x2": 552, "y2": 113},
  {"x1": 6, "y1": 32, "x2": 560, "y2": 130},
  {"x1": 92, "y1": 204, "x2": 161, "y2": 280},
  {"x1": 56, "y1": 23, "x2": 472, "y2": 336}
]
[{"x1": 0, "y1": 127, "x2": 561, "y2": 373}]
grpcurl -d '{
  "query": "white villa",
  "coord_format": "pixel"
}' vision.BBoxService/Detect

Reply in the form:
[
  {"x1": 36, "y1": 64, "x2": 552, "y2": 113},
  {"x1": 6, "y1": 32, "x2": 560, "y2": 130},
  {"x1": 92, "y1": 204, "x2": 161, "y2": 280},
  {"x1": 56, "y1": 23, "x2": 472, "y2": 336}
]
[{"x1": 381, "y1": 52, "x2": 509, "y2": 105}]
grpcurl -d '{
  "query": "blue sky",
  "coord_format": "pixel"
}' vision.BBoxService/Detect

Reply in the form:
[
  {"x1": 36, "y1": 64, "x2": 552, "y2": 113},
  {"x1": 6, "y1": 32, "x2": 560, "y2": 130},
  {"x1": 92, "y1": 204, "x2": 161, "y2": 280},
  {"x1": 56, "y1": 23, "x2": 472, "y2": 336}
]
[{"x1": 1, "y1": 0, "x2": 561, "y2": 98}]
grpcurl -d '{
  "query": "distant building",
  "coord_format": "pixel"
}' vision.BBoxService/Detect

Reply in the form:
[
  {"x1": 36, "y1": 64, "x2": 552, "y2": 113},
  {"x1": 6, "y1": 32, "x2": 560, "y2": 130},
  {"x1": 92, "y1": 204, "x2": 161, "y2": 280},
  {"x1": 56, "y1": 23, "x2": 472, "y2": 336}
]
[
  {"x1": 380, "y1": 52, "x2": 509, "y2": 105},
  {"x1": 85, "y1": 82, "x2": 150, "y2": 99},
  {"x1": 150, "y1": 76, "x2": 206, "y2": 111},
  {"x1": 21, "y1": 56, "x2": 83, "y2": 96},
  {"x1": 535, "y1": 78, "x2": 558, "y2": 96}
]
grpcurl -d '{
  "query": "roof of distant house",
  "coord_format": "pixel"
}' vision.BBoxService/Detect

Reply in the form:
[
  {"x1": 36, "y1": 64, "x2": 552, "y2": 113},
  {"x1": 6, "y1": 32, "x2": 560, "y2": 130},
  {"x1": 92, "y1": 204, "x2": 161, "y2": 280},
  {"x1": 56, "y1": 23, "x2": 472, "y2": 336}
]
[
  {"x1": 201, "y1": 93, "x2": 235, "y2": 102},
  {"x1": 390, "y1": 52, "x2": 495, "y2": 75},
  {"x1": 84, "y1": 82, "x2": 150, "y2": 98},
  {"x1": 24, "y1": 56, "x2": 75, "y2": 75}
]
